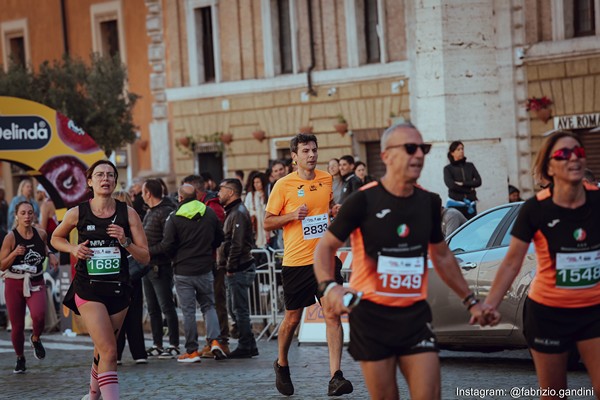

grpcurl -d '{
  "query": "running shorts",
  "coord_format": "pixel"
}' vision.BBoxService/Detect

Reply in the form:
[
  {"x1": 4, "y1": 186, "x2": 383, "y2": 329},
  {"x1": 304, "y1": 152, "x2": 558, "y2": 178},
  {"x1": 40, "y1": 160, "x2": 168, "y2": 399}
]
[
  {"x1": 281, "y1": 257, "x2": 343, "y2": 310},
  {"x1": 348, "y1": 299, "x2": 439, "y2": 361},
  {"x1": 523, "y1": 296, "x2": 600, "y2": 353}
]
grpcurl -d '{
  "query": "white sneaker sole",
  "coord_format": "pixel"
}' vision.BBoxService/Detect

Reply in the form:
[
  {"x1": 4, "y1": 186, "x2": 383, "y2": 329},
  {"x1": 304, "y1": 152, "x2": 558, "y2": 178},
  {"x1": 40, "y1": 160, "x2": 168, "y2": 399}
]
[{"x1": 177, "y1": 356, "x2": 201, "y2": 363}]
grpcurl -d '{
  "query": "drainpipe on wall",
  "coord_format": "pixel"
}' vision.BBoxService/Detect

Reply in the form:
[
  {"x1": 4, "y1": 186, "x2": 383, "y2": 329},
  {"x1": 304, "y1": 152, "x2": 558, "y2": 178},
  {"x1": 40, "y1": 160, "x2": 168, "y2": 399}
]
[
  {"x1": 306, "y1": 0, "x2": 317, "y2": 96},
  {"x1": 60, "y1": 0, "x2": 69, "y2": 54}
]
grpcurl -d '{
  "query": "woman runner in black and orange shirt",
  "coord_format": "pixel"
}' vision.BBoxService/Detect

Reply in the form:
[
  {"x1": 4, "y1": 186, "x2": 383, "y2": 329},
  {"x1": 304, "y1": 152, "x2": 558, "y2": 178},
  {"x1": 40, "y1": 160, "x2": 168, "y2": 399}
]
[{"x1": 480, "y1": 131, "x2": 600, "y2": 397}]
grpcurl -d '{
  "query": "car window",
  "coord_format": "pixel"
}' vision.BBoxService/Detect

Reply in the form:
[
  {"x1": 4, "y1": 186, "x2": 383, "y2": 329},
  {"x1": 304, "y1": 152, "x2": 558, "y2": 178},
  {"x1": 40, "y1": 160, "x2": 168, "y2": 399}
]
[
  {"x1": 448, "y1": 207, "x2": 511, "y2": 254},
  {"x1": 500, "y1": 218, "x2": 516, "y2": 247}
]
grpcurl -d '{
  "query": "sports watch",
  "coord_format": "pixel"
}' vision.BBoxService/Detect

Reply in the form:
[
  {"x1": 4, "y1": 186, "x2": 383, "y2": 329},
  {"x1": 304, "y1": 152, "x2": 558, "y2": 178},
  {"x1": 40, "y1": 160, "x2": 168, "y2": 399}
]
[{"x1": 120, "y1": 237, "x2": 132, "y2": 248}]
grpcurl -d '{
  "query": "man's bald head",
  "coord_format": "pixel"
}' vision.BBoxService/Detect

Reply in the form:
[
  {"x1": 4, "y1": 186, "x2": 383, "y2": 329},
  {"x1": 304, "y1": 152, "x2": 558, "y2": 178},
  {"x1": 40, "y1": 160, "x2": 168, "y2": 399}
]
[{"x1": 178, "y1": 183, "x2": 197, "y2": 201}]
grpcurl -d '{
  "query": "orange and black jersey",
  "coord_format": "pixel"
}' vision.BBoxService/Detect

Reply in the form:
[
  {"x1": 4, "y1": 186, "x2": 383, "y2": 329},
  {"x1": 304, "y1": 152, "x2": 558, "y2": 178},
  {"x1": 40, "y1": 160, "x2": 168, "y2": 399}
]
[
  {"x1": 328, "y1": 182, "x2": 444, "y2": 307},
  {"x1": 512, "y1": 187, "x2": 600, "y2": 308}
]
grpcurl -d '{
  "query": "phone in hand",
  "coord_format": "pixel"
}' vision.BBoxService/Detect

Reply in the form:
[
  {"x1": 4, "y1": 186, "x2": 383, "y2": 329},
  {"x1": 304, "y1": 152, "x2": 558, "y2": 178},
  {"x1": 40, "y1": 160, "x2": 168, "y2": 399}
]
[{"x1": 343, "y1": 291, "x2": 362, "y2": 309}]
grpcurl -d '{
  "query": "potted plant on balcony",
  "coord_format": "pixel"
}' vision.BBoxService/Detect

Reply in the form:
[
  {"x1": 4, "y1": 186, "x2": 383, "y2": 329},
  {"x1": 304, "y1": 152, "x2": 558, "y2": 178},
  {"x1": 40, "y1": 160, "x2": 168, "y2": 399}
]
[
  {"x1": 299, "y1": 125, "x2": 313, "y2": 134},
  {"x1": 176, "y1": 135, "x2": 196, "y2": 155},
  {"x1": 252, "y1": 129, "x2": 266, "y2": 142},
  {"x1": 220, "y1": 132, "x2": 233, "y2": 145},
  {"x1": 526, "y1": 96, "x2": 553, "y2": 123},
  {"x1": 334, "y1": 114, "x2": 348, "y2": 136}
]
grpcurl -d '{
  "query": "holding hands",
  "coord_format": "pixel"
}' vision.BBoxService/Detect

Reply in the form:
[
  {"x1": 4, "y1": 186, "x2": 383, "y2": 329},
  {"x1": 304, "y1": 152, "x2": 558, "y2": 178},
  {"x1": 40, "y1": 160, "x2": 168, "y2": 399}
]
[{"x1": 470, "y1": 302, "x2": 501, "y2": 326}]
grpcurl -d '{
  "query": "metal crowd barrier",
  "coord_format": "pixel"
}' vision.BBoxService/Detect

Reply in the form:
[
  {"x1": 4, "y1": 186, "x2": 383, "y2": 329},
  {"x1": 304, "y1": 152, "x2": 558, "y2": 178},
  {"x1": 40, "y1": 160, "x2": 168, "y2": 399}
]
[
  {"x1": 249, "y1": 247, "x2": 277, "y2": 341},
  {"x1": 250, "y1": 246, "x2": 353, "y2": 341}
]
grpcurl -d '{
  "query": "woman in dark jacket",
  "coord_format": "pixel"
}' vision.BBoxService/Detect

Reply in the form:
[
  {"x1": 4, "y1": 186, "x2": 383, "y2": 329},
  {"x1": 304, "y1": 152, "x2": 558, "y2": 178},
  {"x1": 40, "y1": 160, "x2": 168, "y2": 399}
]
[{"x1": 443, "y1": 141, "x2": 482, "y2": 219}]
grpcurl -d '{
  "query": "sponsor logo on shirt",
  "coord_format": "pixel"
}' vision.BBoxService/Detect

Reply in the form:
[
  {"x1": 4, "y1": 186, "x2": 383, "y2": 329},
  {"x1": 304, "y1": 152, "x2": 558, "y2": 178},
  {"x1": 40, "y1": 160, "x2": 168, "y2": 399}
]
[
  {"x1": 86, "y1": 225, "x2": 96, "y2": 231},
  {"x1": 547, "y1": 219, "x2": 560, "y2": 228}
]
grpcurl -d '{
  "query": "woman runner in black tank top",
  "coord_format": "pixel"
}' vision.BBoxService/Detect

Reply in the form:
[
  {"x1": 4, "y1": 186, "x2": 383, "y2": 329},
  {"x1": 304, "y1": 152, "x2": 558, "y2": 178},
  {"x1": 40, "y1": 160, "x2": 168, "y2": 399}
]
[
  {"x1": 0, "y1": 201, "x2": 58, "y2": 373},
  {"x1": 51, "y1": 160, "x2": 149, "y2": 400}
]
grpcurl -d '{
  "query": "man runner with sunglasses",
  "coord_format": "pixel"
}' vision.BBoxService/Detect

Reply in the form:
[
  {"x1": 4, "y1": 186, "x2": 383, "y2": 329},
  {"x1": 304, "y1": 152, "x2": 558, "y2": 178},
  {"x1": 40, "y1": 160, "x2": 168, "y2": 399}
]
[
  {"x1": 314, "y1": 123, "x2": 483, "y2": 399},
  {"x1": 265, "y1": 133, "x2": 353, "y2": 397}
]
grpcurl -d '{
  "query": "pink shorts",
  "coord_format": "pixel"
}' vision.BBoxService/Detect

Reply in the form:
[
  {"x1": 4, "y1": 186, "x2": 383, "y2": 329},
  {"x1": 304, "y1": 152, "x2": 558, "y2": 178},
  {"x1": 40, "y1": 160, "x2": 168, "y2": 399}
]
[{"x1": 75, "y1": 294, "x2": 89, "y2": 308}]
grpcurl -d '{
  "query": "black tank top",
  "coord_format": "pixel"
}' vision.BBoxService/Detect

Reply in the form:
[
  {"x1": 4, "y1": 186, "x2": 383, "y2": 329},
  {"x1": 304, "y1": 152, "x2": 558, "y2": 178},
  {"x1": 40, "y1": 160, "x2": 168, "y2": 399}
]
[
  {"x1": 11, "y1": 228, "x2": 46, "y2": 278},
  {"x1": 76, "y1": 200, "x2": 131, "y2": 282}
]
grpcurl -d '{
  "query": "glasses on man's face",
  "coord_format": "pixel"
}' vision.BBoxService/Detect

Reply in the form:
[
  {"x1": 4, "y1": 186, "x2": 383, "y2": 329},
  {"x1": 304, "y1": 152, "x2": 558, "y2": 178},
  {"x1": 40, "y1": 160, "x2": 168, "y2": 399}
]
[
  {"x1": 93, "y1": 172, "x2": 116, "y2": 180},
  {"x1": 549, "y1": 146, "x2": 586, "y2": 161},
  {"x1": 385, "y1": 143, "x2": 432, "y2": 155}
]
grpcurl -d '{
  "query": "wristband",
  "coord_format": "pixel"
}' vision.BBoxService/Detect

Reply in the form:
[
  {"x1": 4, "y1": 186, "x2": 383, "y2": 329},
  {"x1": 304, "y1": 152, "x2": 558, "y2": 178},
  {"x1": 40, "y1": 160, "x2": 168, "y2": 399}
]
[
  {"x1": 466, "y1": 298, "x2": 480, "y2": 310},
  {"x1": 317, "y1": 279, "x2": 336, "y2": 297},
  {"x1": 462, "y1": 292, "x2": 475, "y2": 305},
  {"x1": 322, "y1": 282, "x2": 339, "y2": 298}
]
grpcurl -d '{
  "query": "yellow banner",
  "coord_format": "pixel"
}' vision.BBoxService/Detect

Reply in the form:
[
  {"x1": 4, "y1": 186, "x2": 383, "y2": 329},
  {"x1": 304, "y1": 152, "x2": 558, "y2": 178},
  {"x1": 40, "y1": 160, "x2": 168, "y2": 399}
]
[{"x1": 0, "y1": 96, "x2": 105, "y2": 208}]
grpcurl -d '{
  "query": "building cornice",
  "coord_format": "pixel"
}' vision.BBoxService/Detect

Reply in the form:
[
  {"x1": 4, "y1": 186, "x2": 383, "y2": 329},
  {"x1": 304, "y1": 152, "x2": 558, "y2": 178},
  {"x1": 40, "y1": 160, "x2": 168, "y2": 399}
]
[{"x1": 165, "y1": 61, "x2": 409, "y2": 101}]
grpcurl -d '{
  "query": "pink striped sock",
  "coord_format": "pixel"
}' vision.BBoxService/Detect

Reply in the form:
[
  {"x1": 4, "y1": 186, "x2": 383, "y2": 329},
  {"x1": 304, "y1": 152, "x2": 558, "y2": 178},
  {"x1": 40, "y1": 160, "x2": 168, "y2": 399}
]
[
  {"x1": 89, "y1": 365, "x2": 101, "y2": 400},
  {"x1": 98, "y1": 371, "x2": 119, "y2": 400}
]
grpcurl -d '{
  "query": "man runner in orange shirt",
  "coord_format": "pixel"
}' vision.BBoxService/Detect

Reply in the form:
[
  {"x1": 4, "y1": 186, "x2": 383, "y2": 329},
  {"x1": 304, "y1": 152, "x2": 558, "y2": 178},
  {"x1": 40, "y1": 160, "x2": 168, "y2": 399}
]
[{"x1": 265, "y1": 133, "x2": 353, "y2": 397}]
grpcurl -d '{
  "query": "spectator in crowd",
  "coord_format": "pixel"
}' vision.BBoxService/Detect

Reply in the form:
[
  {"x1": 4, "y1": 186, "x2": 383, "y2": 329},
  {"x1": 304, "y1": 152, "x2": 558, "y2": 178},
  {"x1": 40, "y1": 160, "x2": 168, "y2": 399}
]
[
  {"x1": 267, "y1": 160, "x2": 288, "y2": 197},
  {"x1": 35, "y1": 184, "x2": 58, "y2": 250},
  {"x1": 328, "y1": 158, "x2": 343, "y2": 205},
  {"x1": 338, "y1": 155, "x2": 362, "y2": 204},
  {"x1": 8, "y1": 179, "x2": 40, "y2": 229},
  {"x1": 0, "y1": 187, "x2": 8, "y2": 232},
  {"x1": 217, "y1": 178, "x2": 259, "y2": 358},
  {"x1": 128, "y1": 178, "x2": 147, "y2": 221},
  {"x1": 235, "y1": 170, "x2": 245, "y2": 186},
  {"x1": 443, "y1": 141, "x2": 482, "y2": 219},
  {"x1": 112, "y1": 191, "x2": 147, "y2": 366},
  {"x1": 354, "y1": 161, "x2": 374, "y2": 186},
  {"x1": 201, "y1": 172, "x2": 218, "y2": 193},
  {"x1": 441, "y1": 206, "x2": 467, "y2": 237},
  {"x1": 266, "y1": 160, "x2": 288, "y2": 250},
  {"x1": 583, "y1": 168, "x2": 598, "y2": 187},
  {"x1": 244, "y1": 172, "x2": 269, "y2": 248},
  {"x1": 52, "y1": 160, "x2": 149, "y2": 400},
  {"x1": 141, "y1": 179, "x2": 180, "y2": 359},
  {"x1": 508, "y1": 185, "x2": 523, "y2": 203},
  {"x1": 1, "y1": 201, "x2": 59, "y2": 373},
  {"x1": 182, "y1": 174, "x2": 229, "y2": 356},
  {"x1": 152, "y1": 184, "x2": 225, "y2": 363}
]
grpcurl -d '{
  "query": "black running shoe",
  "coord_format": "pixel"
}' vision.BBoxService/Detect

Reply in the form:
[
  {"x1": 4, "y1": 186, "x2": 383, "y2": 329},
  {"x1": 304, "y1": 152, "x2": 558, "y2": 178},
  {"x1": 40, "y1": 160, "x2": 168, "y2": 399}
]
[
  {"x1": 30, "y1": 335, "x2": 46, "y2": 360},
  {"x1": 274, "y1": 359, "x2": 294, "y2": 396},
  {"x1": 13, "y1": 356, "x2": 26, "y2": 374},
  {"x1": 328, "y1": 370, "x2": 353, "y2": 396}
]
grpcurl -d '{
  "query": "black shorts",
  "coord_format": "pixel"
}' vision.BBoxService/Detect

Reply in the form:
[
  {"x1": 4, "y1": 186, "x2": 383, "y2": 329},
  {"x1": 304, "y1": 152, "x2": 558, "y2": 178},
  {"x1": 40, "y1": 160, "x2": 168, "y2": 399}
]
[
  {"x1": 63, "y1": 274, "x2": 131, "y2": 316},
  {"x1": 281, "y1": 257, "x2": 343, "y2": 311},
  {"x1": 348, "y1": 299, "x2": 439, "y2": 361},
  {"x1": 523, "y1": 297, "x2": 600, "y2": 353}
]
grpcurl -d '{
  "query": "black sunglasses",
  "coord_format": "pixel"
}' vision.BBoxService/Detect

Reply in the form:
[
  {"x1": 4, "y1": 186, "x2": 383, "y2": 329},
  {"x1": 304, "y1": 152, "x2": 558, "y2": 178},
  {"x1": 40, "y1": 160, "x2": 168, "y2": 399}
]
[{"x1": 385, "y1": 143, "x2": 432, "y2": 155}]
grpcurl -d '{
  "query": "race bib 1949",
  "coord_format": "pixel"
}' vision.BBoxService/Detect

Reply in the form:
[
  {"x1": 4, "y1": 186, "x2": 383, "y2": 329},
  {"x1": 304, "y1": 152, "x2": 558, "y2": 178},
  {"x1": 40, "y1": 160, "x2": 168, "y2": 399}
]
[
  {"x1": 376, "y1": 255, "x2": 425, "y2": 297},
  {"x1": 556, "y1": 250, "x2": 600, "y2": 289},
  {"x1": 302, "y1": 213, "x2": 328, "y2": 240},
  {"x1": 86, "y1": 246, "x2": 121, "y2": 275}
]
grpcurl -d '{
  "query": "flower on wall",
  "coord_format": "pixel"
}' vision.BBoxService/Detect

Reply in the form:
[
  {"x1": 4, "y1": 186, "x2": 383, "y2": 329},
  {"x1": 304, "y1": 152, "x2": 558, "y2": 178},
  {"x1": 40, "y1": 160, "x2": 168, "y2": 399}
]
[{"x1": 526, "y1": 96, "x2": 552, "y2": 111}]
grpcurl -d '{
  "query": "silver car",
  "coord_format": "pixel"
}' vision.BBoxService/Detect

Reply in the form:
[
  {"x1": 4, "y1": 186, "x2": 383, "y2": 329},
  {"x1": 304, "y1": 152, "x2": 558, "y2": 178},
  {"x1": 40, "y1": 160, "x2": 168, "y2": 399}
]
[{"x1": 428, "y1": 202, "x2": 535, "y2": 350}]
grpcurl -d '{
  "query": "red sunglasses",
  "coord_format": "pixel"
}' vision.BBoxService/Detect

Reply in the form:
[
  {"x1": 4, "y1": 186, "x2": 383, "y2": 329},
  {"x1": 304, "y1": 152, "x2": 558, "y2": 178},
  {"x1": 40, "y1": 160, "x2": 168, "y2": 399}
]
[{"x1": 550, "y1": 146, "x2": 586, "y2": 161}]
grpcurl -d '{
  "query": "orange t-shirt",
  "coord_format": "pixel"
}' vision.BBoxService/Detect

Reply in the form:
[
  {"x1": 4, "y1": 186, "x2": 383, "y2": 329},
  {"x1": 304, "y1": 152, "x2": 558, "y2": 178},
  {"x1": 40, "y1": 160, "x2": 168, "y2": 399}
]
[{"x1": 266, "y1": 169, "x2": 332, "y2": 266}]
